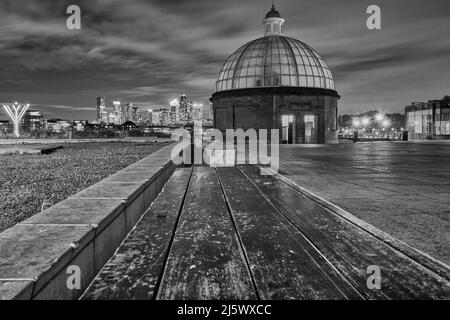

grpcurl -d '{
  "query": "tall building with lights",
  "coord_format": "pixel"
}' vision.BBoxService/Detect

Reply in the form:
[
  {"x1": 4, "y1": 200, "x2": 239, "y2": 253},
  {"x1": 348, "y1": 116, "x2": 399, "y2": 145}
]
[
  {"x1": 110, "y1": 101, "x2": 121, "y2": 124},
  {"x1": 179, "y1": 94, "x2": 193, "y2": 124},
  {"x1": 192, "y1": 104, "x2": 204, "y2": 122},
  {"x1": 160, "y1": 109, "x2": 170, "y2": 126},
  {"x1": 96, "y1": 97, "x2": 107, "y2": 123},
  {"x1": 210, "y1": 5, "x2": 339, "y2": 144},
  {"x1": 130, "y1": 104, "x2": 139, "y2": 123},
  {"x1": 170, "y1": 99, "x2": 180, "y2": 125},
  {"x1": 119, "y1": 103, "x2": 128, "y2": 124}
]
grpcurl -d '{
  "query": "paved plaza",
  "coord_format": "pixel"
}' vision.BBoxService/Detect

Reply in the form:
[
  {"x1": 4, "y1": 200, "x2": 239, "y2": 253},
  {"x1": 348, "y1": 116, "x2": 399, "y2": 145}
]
[{"x1": 279, "y1": 142, "x2": 450, "y2": 265}]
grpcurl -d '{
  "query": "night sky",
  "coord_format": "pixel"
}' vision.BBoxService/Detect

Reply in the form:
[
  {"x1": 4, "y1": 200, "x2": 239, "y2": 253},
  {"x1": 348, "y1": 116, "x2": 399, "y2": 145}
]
[{"x1": 0, "y1": 0, "x2": 449, "y2": 120}]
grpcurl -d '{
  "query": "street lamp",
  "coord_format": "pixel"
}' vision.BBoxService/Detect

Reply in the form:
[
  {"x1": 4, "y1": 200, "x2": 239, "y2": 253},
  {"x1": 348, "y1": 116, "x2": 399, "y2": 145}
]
[
  {"x1": 361, "y1": 117, "x2": 370, "y2": 126},
  {"x1": 375, "y1": 113, "x2": 384, "y2": 122}
]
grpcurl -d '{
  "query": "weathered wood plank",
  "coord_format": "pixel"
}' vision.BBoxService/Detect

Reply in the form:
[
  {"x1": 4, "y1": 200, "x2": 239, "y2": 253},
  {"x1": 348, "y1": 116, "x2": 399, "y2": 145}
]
[
  {"x1": 82, "y1": 167, "x2": 192, "y2": 300},
  {"x1": 217, "y1": 167, "x2": 361, "y2": 300},
  {"x1": 157, "y1": 167, "x2": 256, "y2": 300},
  {"x1": 241, "y1": 165, "x2": 450, "y2": 299}
]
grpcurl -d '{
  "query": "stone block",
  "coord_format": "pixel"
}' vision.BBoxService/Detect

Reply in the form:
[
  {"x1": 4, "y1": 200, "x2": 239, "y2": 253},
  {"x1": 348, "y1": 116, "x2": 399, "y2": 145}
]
[
  {"x1": 33, "y1": 242, "x2": 95, "y2": 300},
  {"x1": 0, "y1": 224, "x2": 94, "y2": 296},
  {"x1": 20, "y1": 198, "x2": 125, "y2": 235}
]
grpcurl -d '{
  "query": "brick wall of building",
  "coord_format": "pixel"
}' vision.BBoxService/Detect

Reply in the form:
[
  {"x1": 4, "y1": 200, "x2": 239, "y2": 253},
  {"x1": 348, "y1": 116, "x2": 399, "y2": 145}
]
[{"x1": 211, "y1": 88, "x2": 338, "y2": 144}]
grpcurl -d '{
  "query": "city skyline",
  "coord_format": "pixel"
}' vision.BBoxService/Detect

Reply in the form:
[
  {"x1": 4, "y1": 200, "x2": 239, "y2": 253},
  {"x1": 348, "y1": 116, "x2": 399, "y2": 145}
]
[
  {"x1": 0, "y1": 95, "x2": 206, "y2": 122},
  {"x1": 1, "y1": 0, "x2": 450, "y2": 120}
]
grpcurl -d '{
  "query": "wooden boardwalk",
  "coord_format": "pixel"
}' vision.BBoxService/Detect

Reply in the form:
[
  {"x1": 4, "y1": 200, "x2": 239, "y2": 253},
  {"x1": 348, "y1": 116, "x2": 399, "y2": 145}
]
[{"x1": 82, "y1": 166, "x2": 449, "y2": 300}]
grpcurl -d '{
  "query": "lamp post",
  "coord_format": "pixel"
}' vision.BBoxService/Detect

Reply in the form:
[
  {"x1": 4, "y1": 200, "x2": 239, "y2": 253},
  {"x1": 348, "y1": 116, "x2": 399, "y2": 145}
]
[
  {"x1": 3, "y1": 102, "x2": 30, "y2": 137},
  {"x1": 375, "y1": 113, "x2": 384, "y2": 122},
  {"x1": 362, "y1": 117, "x2": 370, "y2": 127}
]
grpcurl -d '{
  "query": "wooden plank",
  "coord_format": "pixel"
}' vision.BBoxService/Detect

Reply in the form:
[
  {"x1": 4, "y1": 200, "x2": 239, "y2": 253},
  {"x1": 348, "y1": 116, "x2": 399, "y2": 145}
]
[
  {"x1": 217, "y1": 167, "x2": 362, "y2": 300},
  {"x1": 157, "y1": 167, "x2": 257, "y2": 300},
  {"x1": 82, "y1": 167, "x2": 192, "y2": 300},
  {"x1": 241, "y1": 165, "x2": 450, "y2": 299}
]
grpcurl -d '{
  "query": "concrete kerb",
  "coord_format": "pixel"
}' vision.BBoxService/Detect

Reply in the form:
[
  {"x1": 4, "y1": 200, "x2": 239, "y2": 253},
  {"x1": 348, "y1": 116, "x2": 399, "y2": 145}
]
[{"x1": 0, "y1": 143, "x2": 177, "y2": 300}]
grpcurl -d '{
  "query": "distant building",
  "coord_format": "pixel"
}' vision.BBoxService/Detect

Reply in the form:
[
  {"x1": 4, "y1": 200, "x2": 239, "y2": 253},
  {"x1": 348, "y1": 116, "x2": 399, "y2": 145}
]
[
  {"x1": 22, "y1": 109, "x2": 44, "y2": 131},
  {"x1": 160, "y1": 109, "x2": 170, "y2": 126},
  {"x1": 136, "y1": 109, "x2": 146, "y2": 126},
  {"x1": 192, "y1": 104, "x2": 203, "y2": 122},
  {"x1": 131, "y1": 104, "x2": 139, "y2": 123},
  {"x1": 118, "y1": 103, "x2": 125, "y2": 124},
  {"x1": 151, "y1": 110, "x2": 161, "y2": 126},
  {"x1": 96, "y1": 97, "x2": 107, "y2": 123},
  {"x1": 170, "y1": 99, "x2": 180, "y2": 124},
  {"x1": 179, "y1": 95, "x2": 193, "y2": 124},
  {"x1": 111, "y1": 101, "x2": 121, "y2": 124},
  {"x1": 405, "y1": 95, "x2": 450, "y2": 140},
  {"x1": 122, "y1": 121, "x2": 136, "y2": 131},
  {"x1": 73, "y1": 120, "x2": 88, "y2": 131},
  {"x1": 46, "y1": 119, "x2": 72, "y2": 133},
  {"x1": 0, "y1": 120, "x2": 10, "y2": 134},
  {"x1": 140, "y1": 109, "x2": 152, "y2": 126},
  {"x1": 125, "y1": 103, "x2": 133, "y2": 122},
  {"x1": 203, "y1": 103, "x2": 213, "y2": 121}
]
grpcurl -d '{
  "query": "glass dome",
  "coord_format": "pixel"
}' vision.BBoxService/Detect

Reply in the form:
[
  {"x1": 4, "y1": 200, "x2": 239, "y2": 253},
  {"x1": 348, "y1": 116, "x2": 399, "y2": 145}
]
[{"x1": 215, "y1": 35, "x2": 335, "y2": 93}]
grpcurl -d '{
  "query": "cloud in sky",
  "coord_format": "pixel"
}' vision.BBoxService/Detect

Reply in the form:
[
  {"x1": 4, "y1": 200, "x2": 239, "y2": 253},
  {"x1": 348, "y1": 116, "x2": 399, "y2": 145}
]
[{"x1": 0, "y1": 0, "x2": 449, "y2": 120}]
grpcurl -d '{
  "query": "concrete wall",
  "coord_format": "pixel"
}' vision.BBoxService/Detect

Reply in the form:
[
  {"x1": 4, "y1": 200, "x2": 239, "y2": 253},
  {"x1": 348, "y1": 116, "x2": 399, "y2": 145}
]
[
  {"x1": 211, "y1": 87, "x2": 339, "y2": 144},
  {"x1": 0, "y1": 144, "x2": 176, "y2": 300}
]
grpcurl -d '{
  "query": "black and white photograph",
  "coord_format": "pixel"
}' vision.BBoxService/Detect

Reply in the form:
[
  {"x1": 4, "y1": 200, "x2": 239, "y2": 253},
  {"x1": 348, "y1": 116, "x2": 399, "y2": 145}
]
[{"x1": 0, "y1": 0, "x2": 449, "y2": 311}]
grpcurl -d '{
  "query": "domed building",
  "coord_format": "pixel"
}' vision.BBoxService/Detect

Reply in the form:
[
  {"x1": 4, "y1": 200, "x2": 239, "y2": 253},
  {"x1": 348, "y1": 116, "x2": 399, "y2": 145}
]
[{"x1": 210, "y1": 5, "x2": 339, "y2": 144}]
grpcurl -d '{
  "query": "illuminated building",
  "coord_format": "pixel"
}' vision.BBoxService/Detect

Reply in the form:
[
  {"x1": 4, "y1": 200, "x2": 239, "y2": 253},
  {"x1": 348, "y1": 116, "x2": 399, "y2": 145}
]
[
  {"x1": 111, "y1": 101, "x2": 121, "y2": 124},
  {"x1": 192, "y1": 104, "x2": 204, "y2": 122},
  {"x1": 73, "y1": 120, "x2": 88, "y2": 131},
  {"x1": 203, "y1": 103, "x2": 214, "y2": 121},
  {"x1": 211, "y1": 5, "x2": 339, "y2": 144},
  {"x1": 46, "y1": 119, "x2": 72, "y2": 133},
  {"x1": 22, "y1": 109, "x2": 44, "y2": 131},
  {"x1": 131, "y1": 104, "x2": 139, "y2": 123},
  {"x1": 0, "y1": 120, "x2": 10, "y2": 134},
  {"x1": 179, "y1": 95, "x2": 193, "y2": 124},
  {"x1": 96, "y1": 97, "x2": 107, "y2": 123},
  {"x1": 406, "y1": 95, "x2": 450, "y2": 140},
  {"x1": 160, "y1": 109, "x2": 170, "y2": 126},
  {"x1": 151, "y1": 110, "x2": 161, "y2": 126},
  {"x1": 170, "y1": 99, "x2": 180, "y2": 125}
]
